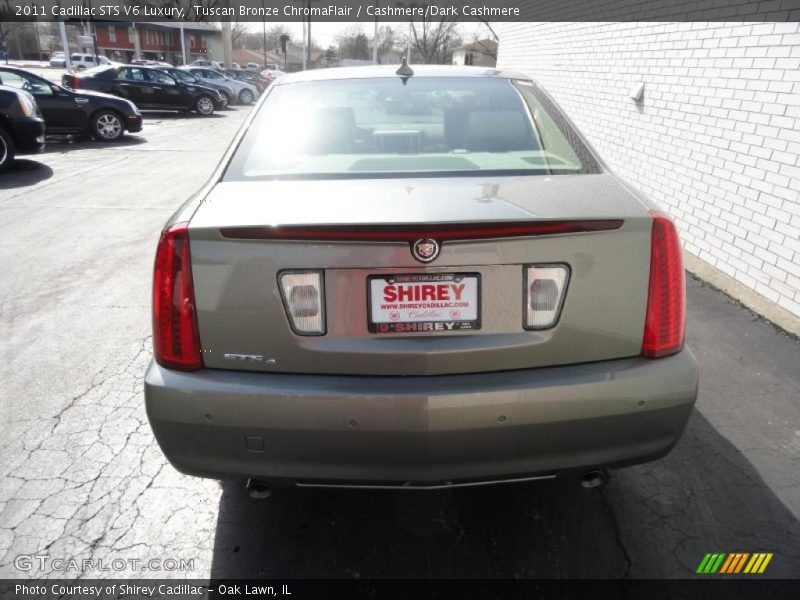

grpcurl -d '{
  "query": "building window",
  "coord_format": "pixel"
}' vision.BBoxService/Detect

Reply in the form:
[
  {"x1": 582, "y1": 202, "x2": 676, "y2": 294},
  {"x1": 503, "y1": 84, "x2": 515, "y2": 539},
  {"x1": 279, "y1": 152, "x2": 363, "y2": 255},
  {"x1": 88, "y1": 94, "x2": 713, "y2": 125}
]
[{"x1": 109, "y1": 26, "x2": 116, "y2": 43}]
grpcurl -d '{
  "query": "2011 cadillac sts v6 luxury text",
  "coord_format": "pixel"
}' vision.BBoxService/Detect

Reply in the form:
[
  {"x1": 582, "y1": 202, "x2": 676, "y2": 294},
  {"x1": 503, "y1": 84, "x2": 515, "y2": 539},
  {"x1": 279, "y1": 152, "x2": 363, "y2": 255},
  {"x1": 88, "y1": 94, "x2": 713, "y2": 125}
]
[{"x1": 144, "y1": 65, "x2": 698, "y2": 491}]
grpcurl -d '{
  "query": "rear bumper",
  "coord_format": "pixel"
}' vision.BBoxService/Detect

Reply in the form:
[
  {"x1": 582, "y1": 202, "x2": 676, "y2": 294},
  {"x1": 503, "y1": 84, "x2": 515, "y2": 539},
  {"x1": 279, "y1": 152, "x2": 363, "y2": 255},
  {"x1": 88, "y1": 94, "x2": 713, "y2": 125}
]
[
  {"x1": 125, "y1": 114, "x2": 143, "y2": 133},
  {"x1": 10, "y1": 119, "x2": 46, "y2": 154},
  {"x1": 145, "y1": 349, "x2": 698, "y2": 486}
]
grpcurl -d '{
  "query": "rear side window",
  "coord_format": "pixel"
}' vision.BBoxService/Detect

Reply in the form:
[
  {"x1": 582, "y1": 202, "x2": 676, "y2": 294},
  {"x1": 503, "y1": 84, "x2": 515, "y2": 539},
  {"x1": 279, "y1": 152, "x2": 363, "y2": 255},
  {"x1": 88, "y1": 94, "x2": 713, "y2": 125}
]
[
  {"x1": 118, "y1": 68, "x2": 146, "y2": 81},
  {"x1": 225, "y1": 77, "x2": 600, "y2": 180},
  {"x1": 82, "y1": 66, "x2": 116, "y2": 78},
  {"x1": 148, "y1": 70, "x2": 176, "y2": 85}
]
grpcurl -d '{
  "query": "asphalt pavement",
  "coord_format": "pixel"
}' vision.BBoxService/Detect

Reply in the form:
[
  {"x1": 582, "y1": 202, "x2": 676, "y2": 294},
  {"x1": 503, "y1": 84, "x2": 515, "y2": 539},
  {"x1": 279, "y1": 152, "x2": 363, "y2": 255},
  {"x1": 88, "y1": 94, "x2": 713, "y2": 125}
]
[{"x1": 0, "y1": 108, "x2": 798, "y2": 580}]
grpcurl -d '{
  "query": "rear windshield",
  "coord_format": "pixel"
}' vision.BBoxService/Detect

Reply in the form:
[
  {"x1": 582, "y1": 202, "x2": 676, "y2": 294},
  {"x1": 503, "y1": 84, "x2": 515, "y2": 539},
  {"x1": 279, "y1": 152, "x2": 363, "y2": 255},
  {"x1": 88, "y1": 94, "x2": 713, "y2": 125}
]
[
  {"x1": 224, "y1": 76, "x2": 600, "y2": 180},
  {"x1": 81, "y1": 66, "x2": 115, "y2": 78}
]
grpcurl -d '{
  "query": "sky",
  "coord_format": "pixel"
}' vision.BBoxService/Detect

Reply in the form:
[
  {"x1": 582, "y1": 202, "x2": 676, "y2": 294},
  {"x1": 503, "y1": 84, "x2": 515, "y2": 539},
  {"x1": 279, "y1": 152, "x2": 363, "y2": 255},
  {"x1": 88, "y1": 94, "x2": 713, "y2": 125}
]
[{"x1": 243, "y1": 20, "x2": 491, "y2": 49}]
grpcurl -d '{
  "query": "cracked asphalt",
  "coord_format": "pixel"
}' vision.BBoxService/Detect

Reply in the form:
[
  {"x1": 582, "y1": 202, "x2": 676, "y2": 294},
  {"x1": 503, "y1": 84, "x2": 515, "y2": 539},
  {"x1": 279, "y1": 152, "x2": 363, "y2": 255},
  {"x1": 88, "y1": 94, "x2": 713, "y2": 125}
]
[{"x1": 1, "y1": 107, "x2": 799, "y2": 580}]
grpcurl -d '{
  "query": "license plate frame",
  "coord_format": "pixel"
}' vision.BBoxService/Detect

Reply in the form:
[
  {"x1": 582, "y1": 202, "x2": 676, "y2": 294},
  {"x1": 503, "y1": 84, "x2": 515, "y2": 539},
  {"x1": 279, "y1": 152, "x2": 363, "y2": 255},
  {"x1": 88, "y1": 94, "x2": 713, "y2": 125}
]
[{"x1": 367, "y1": 273, "x2": 482, "y2": 334}]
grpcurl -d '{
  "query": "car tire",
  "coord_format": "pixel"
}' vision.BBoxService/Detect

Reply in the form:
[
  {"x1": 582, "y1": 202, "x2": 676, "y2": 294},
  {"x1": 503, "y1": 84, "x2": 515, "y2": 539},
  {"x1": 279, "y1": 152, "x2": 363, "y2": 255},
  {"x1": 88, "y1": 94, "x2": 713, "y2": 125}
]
[
  {"x1": 0, "y1": 127, "x2": 16, "y2": 173},
  {"x1": 220, "y1": 92, "x2": 232, "y2": 109},
  {"x1": 238, "y1": 89, "x2": 254, "y2": 105},
  {"x1": 195, "y1": 95, "x2": 215, "y2": 116},
  {"x1": 91, "y1": 110, "x2": 125, "y2": 142}
]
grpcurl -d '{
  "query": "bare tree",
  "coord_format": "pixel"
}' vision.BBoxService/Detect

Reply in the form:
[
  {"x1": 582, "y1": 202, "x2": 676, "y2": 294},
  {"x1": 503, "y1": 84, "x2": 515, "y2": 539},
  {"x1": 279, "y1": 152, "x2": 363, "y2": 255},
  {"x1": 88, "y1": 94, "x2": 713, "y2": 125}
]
[
  {"x1": 377, "y1": 25, "x2": 398, "y2": 55},
  {"x1": 408, "y1": 17, "x2": 462, "y2": 64},
  {"x1": 336, "y1": 24, "x2": 370, "y2": 61},
  {"x1": 468, "y1": 22, "x2": 499, "y2": 59},
  {"x1": 230, "y1": 21, "x2": 247, "y2": 50}
]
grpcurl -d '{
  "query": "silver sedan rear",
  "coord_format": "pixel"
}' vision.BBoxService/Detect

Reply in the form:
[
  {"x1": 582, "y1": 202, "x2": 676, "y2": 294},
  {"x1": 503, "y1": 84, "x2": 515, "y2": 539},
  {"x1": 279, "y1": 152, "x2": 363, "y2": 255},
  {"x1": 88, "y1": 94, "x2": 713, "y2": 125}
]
[{"x1": 145, "y1": 65, "x2": 698, "y2": 489}]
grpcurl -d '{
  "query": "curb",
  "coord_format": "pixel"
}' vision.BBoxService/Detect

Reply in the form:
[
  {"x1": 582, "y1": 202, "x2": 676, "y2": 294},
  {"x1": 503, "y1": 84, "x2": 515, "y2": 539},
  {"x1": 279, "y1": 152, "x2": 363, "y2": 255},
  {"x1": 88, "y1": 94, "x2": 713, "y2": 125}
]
[{"x1": 684, "y1": 251, "x2": 800, "y2": 339}]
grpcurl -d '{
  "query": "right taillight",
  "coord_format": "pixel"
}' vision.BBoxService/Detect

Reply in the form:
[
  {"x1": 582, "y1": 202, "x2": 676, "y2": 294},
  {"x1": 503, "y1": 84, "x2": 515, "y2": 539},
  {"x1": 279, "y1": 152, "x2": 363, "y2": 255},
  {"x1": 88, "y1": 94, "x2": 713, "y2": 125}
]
[
  {"x1": 152, "y1": 222, "x2": 202, "y2": 371},
  {"x1": 642, "y1": 211, "x2": 685, "y2": 358}
]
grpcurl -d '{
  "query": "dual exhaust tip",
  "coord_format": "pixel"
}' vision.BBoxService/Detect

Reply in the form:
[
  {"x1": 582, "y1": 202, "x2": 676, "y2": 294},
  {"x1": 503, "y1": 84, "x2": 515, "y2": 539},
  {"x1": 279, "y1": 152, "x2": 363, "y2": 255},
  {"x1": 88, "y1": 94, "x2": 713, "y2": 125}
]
[{"x1": 246, "y1": 469, "x2": 608, "y2": 498}]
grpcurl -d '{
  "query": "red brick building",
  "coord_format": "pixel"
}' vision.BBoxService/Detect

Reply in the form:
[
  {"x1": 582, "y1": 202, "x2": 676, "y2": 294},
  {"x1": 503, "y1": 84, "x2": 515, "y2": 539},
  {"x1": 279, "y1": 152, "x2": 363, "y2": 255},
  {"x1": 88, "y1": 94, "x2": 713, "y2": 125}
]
[{"x1": 94, "y1": 23, "x2": 221, "y2": 65}]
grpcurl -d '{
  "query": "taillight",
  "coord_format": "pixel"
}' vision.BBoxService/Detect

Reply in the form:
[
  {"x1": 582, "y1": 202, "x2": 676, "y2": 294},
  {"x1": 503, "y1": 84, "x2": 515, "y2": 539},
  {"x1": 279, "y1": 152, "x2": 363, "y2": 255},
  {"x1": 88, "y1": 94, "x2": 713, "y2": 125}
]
[
  {"x1": 152, "y1": 222, "x2": 202, "y2": 370},
  {"x1": 71, "y1": 76, "x2": 79, "y2": 90},
  {"x1": 642, "y1": 211, "x2": 686, "y2": 358},
  {"x1": 278, "y1": 271, "x2": 325, "y2": 335},
  {"x1": 524, "y1": 264, "x2": 570, "y2": 330}
]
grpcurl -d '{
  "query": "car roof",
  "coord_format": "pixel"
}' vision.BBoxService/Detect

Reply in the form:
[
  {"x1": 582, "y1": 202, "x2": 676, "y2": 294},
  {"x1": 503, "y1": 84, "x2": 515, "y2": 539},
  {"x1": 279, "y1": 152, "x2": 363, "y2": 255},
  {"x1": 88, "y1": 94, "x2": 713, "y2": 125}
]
[{"x1": 276, "y1": 65, "x2": 530, "y2": 85}]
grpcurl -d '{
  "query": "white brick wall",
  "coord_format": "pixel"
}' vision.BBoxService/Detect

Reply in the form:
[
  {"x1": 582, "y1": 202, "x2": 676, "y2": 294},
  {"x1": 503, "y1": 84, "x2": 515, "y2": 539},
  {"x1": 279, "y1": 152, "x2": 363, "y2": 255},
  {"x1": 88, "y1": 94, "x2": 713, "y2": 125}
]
[{"x1": 497, "y1": 22, "x2": 800, "y2": 318}]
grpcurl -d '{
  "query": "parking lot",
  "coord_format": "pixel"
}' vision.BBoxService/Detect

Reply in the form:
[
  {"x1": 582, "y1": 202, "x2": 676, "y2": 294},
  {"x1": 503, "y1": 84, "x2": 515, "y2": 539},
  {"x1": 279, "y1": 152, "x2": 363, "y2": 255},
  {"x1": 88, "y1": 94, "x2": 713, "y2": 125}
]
[{"x1": 0, "y1": 106, "x2": 799, "y2": 579}]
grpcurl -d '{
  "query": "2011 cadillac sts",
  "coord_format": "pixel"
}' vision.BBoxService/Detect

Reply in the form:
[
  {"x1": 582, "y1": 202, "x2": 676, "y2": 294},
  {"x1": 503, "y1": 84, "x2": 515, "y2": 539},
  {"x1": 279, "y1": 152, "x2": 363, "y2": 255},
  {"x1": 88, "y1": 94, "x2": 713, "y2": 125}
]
[{"x1": 145, "y1": 65, "x2": 698, "y2": 492}]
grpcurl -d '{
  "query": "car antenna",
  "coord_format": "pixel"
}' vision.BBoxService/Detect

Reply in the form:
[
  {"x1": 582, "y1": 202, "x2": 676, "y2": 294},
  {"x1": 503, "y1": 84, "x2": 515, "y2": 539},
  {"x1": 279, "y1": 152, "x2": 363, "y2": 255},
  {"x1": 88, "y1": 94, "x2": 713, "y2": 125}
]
[{"x1": 396, "y1": 57, "x2": 414, "y2": 85}]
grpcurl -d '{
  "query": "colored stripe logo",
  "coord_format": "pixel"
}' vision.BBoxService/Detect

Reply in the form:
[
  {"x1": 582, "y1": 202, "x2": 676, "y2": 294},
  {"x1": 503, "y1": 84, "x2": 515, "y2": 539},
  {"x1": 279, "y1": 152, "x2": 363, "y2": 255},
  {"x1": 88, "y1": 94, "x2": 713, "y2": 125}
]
[{"x1": 696, "y1": 552, "x2": 773, "y2": 574}]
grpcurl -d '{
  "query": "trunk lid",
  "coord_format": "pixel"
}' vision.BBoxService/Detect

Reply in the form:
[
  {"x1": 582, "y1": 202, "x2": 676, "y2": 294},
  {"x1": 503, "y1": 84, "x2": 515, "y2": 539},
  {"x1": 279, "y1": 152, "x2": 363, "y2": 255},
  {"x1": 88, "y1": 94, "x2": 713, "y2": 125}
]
[{"x1": 188, "y1": 174, "x2": 653, "y2": 376}]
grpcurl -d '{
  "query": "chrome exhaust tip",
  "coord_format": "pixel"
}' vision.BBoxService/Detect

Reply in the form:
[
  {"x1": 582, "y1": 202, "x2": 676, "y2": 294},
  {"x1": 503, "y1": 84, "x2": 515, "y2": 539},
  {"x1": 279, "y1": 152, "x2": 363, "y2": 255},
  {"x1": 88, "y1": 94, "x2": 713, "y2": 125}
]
[
  {"x1": 245, "y1": 478, "x2": 272, "y2": 499},
  {"x1": 579, "y1": 469, "x2": 608, "y2": 489}
]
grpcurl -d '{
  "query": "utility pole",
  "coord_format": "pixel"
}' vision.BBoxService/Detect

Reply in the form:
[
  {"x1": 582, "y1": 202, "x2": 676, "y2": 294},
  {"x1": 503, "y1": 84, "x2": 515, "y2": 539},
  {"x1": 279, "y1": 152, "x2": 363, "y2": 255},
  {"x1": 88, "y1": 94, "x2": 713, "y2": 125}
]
[
  {"x1": 306, "y1": 0, "x2": 311, "y2": 67},
  {"x1": 33, "y1": 21, "x2": 43, "y2": 62},
  {"x1": 180, "y1": 22, "x2": 186, "y2": 65},
  {"x1": 261, "y1": 0, "x2": 267, "y2": 67},
  {"x1": 86, "y1": 0, "x2": 99, "y2": 59},
  {"x1": 301, "y1": 11, "x2": 306, "y2": 70},
  {"x1": 221, "y1": 20, "x2": 232, "y2": 68},
  {"x1": 59, "y1": 21, "x2": 72, "y2": 73},
  {"x1": 131, "y1": 22, "x2": 140, "y2": 60},
  {"x1": 372, "y1": 0, "x2": 379, "y2": 64},
  {"x1": 406, "y1": 21, "x2": 412, "y2": 62}
]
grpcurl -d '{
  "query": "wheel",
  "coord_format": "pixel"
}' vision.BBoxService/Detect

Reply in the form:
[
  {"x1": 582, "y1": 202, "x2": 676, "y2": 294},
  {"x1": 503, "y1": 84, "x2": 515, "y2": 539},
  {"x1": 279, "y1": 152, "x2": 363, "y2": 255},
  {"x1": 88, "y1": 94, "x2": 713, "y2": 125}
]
[
  {"x1": 220, "y1": 92, "x2": 231, "y2": 109},
  {"x1": 238, "y1": 89, "x2": 254, "y2": 105},
  {"x1": 0, "y1": 127, "x2": 16, "y2": 173},
  {"x1": 91, "y1": 110, "x2": 124, "y2": 142},
  {"x1": 195, "y1": 94, "x2": 215, "y2": 116}
]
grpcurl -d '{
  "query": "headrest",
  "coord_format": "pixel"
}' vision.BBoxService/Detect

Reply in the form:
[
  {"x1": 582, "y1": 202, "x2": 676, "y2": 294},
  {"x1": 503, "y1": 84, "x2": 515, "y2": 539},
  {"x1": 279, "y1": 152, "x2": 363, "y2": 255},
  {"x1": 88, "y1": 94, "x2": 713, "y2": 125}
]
[{"x1": 465, "y1": 111, "x2": 530, "y2": 152}]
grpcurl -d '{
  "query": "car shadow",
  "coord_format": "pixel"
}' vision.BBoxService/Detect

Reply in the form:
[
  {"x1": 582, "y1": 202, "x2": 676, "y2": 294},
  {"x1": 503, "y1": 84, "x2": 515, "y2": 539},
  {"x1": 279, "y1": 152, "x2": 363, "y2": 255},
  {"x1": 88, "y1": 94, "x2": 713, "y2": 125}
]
[
  {"x1": 208, "y1": 410, "x2": 800, "y2": 578},
  {"x1": 40, "y1": 135, "x2": 148, "y2": 154},
  {"x1": 141, "y1": 111, "x2": 226, "y2": 120},
  {"x1": 0, "y1": 159, "x2": 54, "y2": 189}
]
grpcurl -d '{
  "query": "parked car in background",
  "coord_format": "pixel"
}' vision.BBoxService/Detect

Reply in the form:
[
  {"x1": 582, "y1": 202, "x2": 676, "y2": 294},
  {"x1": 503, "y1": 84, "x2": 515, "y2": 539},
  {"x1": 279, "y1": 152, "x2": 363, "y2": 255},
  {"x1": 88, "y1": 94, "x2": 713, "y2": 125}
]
[
  {"x1": 0, "y1": 85, "x2": 45, "y2": 172},
  {"x1": 132, "y1": 59, "x2": 172, "y2": 68},
  {"x1": 0, "y1": 66, "x2": 141, "y2": 142},
  {"x1": 181, "y1": 66, "x2": 257, "y2": 105},
  {"x1": 70, "y1": 54, "x2": 113, "y2": 70},
  {"x1": 246, "y1": 62, "x2": 261, "y2": 70},
  {"x1": 62, "y1": 65, "x2": 222, "y2": 116},
  {"x1": 144, "y1": 66, "x2": 698, "y2": 494},
  {"x1": 190, "y1": 59, "x2": 223, "y2": 70},
  {"x1": 222, "y1": 68, "x2": 271, "y2": 95},
  {"x1": 158, "y1": 67, "x2": 228, "y2": 110},
  {"x1": 263, "y1": 63, "x2": 283, "y2": 71},
  {"x1": 49, "y1": 51, "x2": 66, "y2": 68}
]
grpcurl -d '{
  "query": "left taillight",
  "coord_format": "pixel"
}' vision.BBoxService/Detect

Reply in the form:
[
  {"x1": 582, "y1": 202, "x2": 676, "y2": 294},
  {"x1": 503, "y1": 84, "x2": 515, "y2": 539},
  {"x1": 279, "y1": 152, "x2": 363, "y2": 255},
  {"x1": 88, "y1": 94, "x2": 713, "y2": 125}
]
[
  {"x1": 152, "y1": 222, "x2": 202, "y2": 371},
  {"x1": 278, "y1": 271, "x2": 326, "y2": 335}
]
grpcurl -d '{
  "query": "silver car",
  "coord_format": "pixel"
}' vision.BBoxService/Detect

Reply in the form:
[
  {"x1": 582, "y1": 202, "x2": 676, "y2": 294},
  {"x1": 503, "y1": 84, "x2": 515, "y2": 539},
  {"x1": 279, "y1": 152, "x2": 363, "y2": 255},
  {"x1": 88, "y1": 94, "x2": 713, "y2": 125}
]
[
  {"x1": 180, "y1": 66, "x2": 257, "y2": 106},
  {"x1": 145, "y1": 66, "x2": 698, "y2": 493}
]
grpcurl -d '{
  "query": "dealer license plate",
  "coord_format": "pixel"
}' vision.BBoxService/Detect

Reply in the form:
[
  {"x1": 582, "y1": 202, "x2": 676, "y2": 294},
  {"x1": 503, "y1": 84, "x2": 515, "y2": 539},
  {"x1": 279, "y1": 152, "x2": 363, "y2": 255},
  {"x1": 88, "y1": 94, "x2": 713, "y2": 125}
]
[{"x1": 368, "y1": 273, "x2": 481, "y2": 334}]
